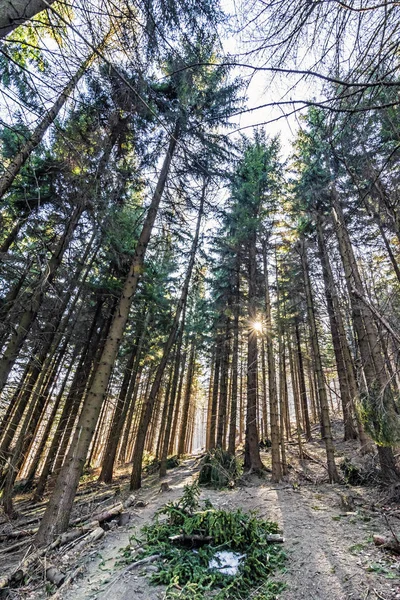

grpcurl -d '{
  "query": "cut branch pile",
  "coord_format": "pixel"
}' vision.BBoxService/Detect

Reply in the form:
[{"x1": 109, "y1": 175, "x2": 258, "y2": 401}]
[{"x1": 118, "y1": 482, "x2": 286, "y2": 600}]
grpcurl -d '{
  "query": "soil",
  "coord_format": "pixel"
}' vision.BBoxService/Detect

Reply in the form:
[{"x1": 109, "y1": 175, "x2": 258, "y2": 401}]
[{"x1": 1, "y1": 424, "x2": 400, "y2": 600}]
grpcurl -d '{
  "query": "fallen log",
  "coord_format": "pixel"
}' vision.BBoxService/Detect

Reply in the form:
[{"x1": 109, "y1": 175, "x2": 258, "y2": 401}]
[
  {"x1": 46, "y1": 564, "x2": 65, "y2": 587},
  {"x1": 72, "y1": 494, "x2": 136, "y2": 527},
  {"x1": 169, "y1": 534, "x2": 213, "y2": 546},
  {"x1": 0, "y1": 521, "x2": 100, "y2": 590},
  {"x1": 0, "y1": 538, "x2": 32, "y2": 554},
  {"x1": 50, "y1": 564, "x2": 86, "y2": 598},
  {"x1": 70, "y1": 526, "x2": 104, "y2": 554},
  {"x1": 0, "y1": 528, "x2": 37, "y2": 541},
  {"x1": 58, "y1": 521, "x2": 100, "y2": 546},
  {"x1": 169, "y1": 533, "x2": 284, "y2": 545}
]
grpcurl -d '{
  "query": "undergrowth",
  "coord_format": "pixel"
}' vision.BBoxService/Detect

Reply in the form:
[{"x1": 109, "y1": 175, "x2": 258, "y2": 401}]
[
  {"x1": 198, "y1": 448, "x2": 240, "y2": 488},
  {"x1": 125, "y1": 482, "x2": 286, "y2": 599},
  {"x1": 143, "y1": 454, "x2": 180, "y2": 475}
]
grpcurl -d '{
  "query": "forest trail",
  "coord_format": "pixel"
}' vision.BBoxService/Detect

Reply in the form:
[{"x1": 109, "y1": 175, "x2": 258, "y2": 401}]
[{"x1": 38, "y1": 450, "x2": 399, "y2": 600}]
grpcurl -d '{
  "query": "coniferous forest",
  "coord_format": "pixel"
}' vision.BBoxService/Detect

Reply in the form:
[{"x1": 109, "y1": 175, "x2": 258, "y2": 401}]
[{"x1": 1, "y1": 2, "x2": 400, "y2": 599}]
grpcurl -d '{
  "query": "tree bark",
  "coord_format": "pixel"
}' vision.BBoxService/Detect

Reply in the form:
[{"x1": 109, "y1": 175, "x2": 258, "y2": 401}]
[
  {"x1": 177, "y1": 338, "x2": 196, "y2": 457},
  {"x1": 299, "y1": 236, "x2": 339, "y2": 483},
  {"x1": 262, "y1": 242, "x2": 281, "y2": 481},
  {"x1": 244, "y1": 231, "x2": 264, "y2": 473},
  {"x1": 331, "y1": 187, "x2": 399, "y2": 479},
  {"x1": 0, "y1": 203, "x2": 84, "y2": 393},
  {"x1": 0, "y1": 0, "x2": 57, "y2": 38},
  {"x1": 129, "y1": 176, "x2": 204, "y2": 489},
  {"x1": 35, "y1": 125, "x2": 179, "y2": 544}
]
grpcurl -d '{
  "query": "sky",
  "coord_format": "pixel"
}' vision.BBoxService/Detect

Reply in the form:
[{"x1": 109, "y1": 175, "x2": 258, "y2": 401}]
[{"x1": 219, "y1": 0, "x2": 313, "y2": 159}]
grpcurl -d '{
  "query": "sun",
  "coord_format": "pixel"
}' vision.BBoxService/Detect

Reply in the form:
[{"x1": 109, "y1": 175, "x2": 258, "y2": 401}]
[{"x1": 251, "y1": 321, "x2": 263, "y2": 333}]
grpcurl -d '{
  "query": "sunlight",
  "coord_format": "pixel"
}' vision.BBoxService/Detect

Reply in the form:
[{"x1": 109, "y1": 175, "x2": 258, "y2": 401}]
[{"x1": 251, "y1": 321, "x2": 263, "y2": 333}]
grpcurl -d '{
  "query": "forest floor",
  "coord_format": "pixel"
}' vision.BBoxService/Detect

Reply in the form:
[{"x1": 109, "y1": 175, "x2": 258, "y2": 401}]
[{"x1": 1, "y1": 422, "x2": 400, "y2": 600}]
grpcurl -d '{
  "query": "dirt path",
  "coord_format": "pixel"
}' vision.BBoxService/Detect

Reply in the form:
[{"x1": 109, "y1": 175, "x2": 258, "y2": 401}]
[{"x1": 53, "y1": 458, "x2": 400, "y2": 600}]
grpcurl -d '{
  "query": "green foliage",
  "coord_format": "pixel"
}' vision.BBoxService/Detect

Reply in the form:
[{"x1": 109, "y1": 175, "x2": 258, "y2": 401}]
[
  {"x1": 198, "y1": 448, "x2": 240, "y2": 488},
  {"x1": 339, "y1": 459, "x2": 366, "y2": 486},
  {"x1": 357, "y1": 387, "x2": 400, "y2": 447},
  {"x1": 127, "y1": 483, "x2": 286, "y2": 599}
]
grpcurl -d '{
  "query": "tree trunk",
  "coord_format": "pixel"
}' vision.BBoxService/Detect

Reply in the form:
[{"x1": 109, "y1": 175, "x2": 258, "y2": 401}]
[
  {"x1": 299, "y1": 236, "x2": 339, "y2": 483},
  {"x1": 315, "y1": 216, "x2": 366, "y2": 444},
  {"x1": 129, "y1": 177, "x2": 205, "y2": 490},
  {"x1": 177, "y1": 338, "x2": 197, "y2": 456},
  {"x1": 208, "y1": 334, "x2": 221, "y2": 450},
  {"x1": 205, "y1": 353, "x2": 215, "y2": 451},
  {"x1": 244, "y1": 231, "x2": 264, "y2": 473},
  {"x1": 98, "y1": 311, "x2": 150, "y2": 483},
  {"x1": 260, "y1": 339, "x2": 268, "y2": 440},
  {"x1": 0, "y1": 203, "x2": 84, "y2": 393},
  {"x1": 287, "y1": 334, "x2": 303, "y2": 457},
  {"x1": 216, "y1": 317, "x2": 230, "y2": 449},
  {"x1": 262, "y1": 242, "x2": 281, "y2": 481},
  {"x1": 227, "y1": 265, "x2": 240, "y2": 455},
  {"x1": 294, "y1": 321, "x2": 311, "y2": 440},
  {"x1": 34, "y1": 125, "x2": 180, "y2": 544},
  {"x1": 118, "y1": 365, "x2": 144, "y2": 463},
  {"x1": 331, "y1": 188, "x2": 399, "y2": 479},
  {"x1": 160, "y1": 309, "x2": 187, "y2": 477},
  {"x1": 168, "y1": 344, "x2": 188, "y2": 455},
  {"x1": 0, "y1": 0, "x2": 57, "y2": 38},
  {"x1": 33, "y1": 298, "x2": 106, "y2": 500}
]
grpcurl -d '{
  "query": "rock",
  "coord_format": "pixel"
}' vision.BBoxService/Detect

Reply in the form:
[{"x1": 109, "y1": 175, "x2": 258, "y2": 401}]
[{"x1": 118, "y1": 512, "x2": 130, "y2": 526}]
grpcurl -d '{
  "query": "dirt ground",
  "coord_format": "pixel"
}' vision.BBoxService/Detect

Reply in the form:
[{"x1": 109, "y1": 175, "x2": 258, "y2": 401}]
[{"x1": 1, "y1": 427, "x2": 400, "y2": 600}]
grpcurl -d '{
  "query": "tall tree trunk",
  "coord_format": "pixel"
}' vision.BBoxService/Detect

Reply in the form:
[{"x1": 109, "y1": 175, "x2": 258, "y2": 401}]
[
  {"x1": 33, "y1": 297, "x2": 106, "y2": 500},
  {"x1": 315, "y1": 216, "x2": 369, "y2": 445},
  {"x1": 331, "y1": 188, "x2": 399, "y2": 479},
  {"x1": 118, "y1": 365, "x2": 144, "y2": 463},
  {"x1": 160, "y1": 308, "x2": 187, "y2": 477},
  {"x1": 299, "y1": 236, "x2": 339, "y2": 483},
  {"x1": 260, "y1": 339, "x2": 268, "y2": 440},
  {"x1": 288, "y1": 334, "x2": 303, "y2": 457},
  {"x1": 35, "y1": 125, "x2": 180, "y2": 544},
  {"x1": 228, "y1": 265, "x2": 240, "y2": 455},
  {"x1": 129, "y1": 178, "x2": 205, "y2": 490},
  {"x1": 294, "y1": 321, "x2": 311, "y2": 440},
  {"x1": 205, "y1": 353, "x2": 215, "y2": 451},
  {"x1": 23, "y1": 344, "x2": 79, "y2": 487},
  {"x1": 262, "y1": 242, "x2": 281, "y2": 481},
  {"x1": 216, "y1": 316, "x2": 230, "y2": 449},
  {"x1": 0, "y1": 243, "x2": 93, "y2": 472},
  {"x1": 177, "y1": 339, "x2": 196, "y2": 456},
  {"x1": 98, "y1": 311, "x2": 150, "y2": 483},
  {"x1": 244, "y1": 231, "x2": 264, "y2": 473},
  {"x1": 168, "y1": 344, "x2": 188, "y2": 455},
  {"x1": 208, "y1": 334, "x2": 221, "y2": 451},
  {"x1": 0, "y1": 203, "x2": 84, "y2": 393}
]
